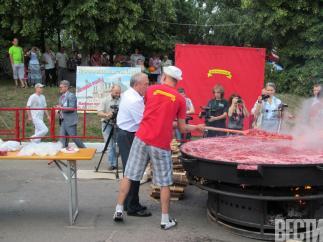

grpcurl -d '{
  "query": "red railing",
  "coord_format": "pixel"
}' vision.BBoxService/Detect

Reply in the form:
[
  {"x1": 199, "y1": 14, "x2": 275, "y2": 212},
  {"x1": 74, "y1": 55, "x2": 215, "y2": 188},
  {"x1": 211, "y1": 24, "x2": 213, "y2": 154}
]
[{"x1": 0, "y1": 107, "x2": 103, "y2": 142}]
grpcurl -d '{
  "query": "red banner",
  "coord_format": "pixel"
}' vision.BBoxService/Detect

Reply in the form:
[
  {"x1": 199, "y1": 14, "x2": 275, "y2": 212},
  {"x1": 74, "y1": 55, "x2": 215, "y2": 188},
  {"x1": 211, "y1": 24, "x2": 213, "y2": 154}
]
[{"x1": 175, "y1": 44, "x2": 266, "y2": 129}]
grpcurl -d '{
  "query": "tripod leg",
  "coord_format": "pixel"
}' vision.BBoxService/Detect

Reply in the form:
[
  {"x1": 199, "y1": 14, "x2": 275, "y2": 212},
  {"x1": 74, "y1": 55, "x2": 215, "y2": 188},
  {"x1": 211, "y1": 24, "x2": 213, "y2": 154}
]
[
  {"x1": 114, "y1": 125, "x2": 119, "y2": 179},
  {"x1": 95, "y1": 126, "x2": 114, "y2": 172}
]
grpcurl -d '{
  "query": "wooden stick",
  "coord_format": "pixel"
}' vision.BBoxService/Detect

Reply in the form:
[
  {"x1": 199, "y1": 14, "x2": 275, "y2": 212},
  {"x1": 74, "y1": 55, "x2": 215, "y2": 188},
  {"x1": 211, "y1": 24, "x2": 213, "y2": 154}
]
[{"x1": 204, "y1": 126, "x2": 246, "y2": 135}]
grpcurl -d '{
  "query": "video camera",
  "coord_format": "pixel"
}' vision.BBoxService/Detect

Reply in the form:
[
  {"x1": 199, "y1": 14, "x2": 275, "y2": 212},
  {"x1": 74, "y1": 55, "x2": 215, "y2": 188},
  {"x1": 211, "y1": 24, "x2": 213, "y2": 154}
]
[
  {"x1": 199, "y1": 106, "x2": 214, "y2": 120},
  {"x1": 110, "y1": 104, "x2": 119, "y2": 122},
  {"x1": 103, "y1": 104, "x2": 119, "y2": 128},
  {"x1": 261, "y1": 94, "x2": 270, "y2": 101}
]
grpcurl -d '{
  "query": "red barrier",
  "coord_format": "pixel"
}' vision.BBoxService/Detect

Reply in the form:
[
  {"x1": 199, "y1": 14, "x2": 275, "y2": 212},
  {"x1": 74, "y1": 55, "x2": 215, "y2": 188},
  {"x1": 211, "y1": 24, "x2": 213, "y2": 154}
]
[{"x1": 0, "y1": 107, "x2": 103, "y2": 142}]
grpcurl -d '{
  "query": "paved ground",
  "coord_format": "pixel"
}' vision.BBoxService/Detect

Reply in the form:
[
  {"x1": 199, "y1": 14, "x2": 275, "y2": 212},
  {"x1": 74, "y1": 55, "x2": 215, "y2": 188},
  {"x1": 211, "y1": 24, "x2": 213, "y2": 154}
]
[{"x1": 0, "y1": 154, "x2": 259, "y2": 242}]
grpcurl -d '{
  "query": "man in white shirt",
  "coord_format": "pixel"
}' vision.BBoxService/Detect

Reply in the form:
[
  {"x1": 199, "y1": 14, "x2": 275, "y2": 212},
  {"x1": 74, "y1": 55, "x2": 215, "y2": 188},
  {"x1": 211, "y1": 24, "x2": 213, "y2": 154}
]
[
  {"x1": 56, "y1": 47, "x2": 68, "y2": 82},
  {"x1": 43, "y1": 47, "x2": 57, "y2": 87},
  {"x1": 116, "y1": 72, "x2": 151, "y2": 217},
  {"x1": 26, "y1": 83, "x2": 50, "y2": 143}
]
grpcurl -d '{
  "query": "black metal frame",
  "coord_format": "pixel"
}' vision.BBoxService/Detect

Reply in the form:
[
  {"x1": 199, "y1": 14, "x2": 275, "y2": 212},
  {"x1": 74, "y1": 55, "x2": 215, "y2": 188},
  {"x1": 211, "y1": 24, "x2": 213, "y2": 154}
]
[{"x1": 180, "y1": 156, "x2": 323, "y2": 187}]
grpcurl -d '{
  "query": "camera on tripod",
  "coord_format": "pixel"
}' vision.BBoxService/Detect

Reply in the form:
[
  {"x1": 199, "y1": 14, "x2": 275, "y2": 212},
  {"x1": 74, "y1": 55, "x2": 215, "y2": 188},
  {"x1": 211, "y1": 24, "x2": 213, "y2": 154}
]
[{"x1": 103, "y1": 104, "x2": 119, "y2": 127}]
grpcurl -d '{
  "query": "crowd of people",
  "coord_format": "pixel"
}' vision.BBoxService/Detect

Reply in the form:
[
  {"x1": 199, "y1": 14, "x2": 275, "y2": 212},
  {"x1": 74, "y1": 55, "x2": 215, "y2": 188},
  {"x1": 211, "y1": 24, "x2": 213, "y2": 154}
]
[{"x1": 8, "y1": 38, "x2": 172, "y2": 88}]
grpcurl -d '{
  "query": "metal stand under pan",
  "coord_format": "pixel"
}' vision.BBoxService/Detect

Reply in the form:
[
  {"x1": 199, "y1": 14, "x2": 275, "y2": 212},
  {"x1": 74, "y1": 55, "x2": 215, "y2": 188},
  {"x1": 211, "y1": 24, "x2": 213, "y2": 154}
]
[{"x1": 197, "y1": 182, "x2": 323, "y2": 241}]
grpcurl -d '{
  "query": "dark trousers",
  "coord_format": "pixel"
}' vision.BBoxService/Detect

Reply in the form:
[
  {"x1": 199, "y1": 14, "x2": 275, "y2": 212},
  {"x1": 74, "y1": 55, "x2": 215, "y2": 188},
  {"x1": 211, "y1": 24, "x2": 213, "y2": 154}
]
[
  {"x1": 117, "y1": 128, "x2": 141, "y2": 213},
  {"x1": 45, "y1": 68, "x2": 57, "y2": 87}
]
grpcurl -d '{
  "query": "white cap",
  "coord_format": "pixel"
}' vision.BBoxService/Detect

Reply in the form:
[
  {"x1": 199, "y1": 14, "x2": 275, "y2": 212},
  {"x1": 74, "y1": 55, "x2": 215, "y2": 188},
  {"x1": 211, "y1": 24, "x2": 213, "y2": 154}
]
[
  {"x1": 35, "y1": 83, "x2": 45, "y2": 88},
  {"x1": 163, "y1": 66, "x2": 182, "y2": 81}
]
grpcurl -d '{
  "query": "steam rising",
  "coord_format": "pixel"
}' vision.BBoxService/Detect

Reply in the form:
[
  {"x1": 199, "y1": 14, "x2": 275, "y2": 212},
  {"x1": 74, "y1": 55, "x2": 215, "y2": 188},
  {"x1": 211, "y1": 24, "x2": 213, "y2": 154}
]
[{"x1": 284, "y1": 97, "x2": 323, "y2": 150}]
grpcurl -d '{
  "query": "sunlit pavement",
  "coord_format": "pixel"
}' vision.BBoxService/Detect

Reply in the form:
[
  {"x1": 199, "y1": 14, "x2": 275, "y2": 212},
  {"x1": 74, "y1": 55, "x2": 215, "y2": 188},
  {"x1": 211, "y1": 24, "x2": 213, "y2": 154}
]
[{"x1": 0, "y1": 155, "x2": 258, "y2": 242}]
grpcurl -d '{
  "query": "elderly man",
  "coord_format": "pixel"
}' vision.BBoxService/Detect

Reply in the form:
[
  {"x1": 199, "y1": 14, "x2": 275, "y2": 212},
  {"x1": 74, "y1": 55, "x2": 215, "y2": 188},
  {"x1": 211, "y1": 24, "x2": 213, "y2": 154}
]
[
  {"x1": 97, "y1": 85, "x2": 121, "y2": 170},
  {"x1": 26, "y1": 83, "x2": 50, "y2": 142},
  {"x1": 116, "y1": 72, "x2": 151, "y2": 217},
  {"x1": 113, "y1": 66, "x2": 204, "y2": 230},
  {"x1": 57, "y1": 80, "x2": 85, "y2": 148}
]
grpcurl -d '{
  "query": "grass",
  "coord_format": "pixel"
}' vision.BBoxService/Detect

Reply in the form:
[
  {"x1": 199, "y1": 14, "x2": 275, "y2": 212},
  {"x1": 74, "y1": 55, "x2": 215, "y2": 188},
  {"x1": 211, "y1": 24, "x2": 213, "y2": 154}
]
[
  {"x1": 0, "y1": 78, "x2": 102, "y2": 141},
  {"x1": 0, "y1": 78, "x2": 306, "y2": 141}
]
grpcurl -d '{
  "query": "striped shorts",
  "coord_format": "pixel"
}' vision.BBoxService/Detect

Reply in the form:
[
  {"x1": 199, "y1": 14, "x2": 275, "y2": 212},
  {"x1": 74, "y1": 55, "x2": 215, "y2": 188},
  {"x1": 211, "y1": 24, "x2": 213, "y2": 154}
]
[{"x1": 124, "y1": 137, "x2": 173, "y2": 186}]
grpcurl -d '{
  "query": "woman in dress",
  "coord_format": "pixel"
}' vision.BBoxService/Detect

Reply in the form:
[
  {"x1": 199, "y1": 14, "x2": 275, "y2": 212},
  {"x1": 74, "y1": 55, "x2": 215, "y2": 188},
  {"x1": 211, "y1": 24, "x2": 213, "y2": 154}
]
[
  {"x1": 28, "y1": 47, "x2": 42, "y2": 86},
  {"x1": 253, "y1": 82, "x2": 282, "y2": 132}
]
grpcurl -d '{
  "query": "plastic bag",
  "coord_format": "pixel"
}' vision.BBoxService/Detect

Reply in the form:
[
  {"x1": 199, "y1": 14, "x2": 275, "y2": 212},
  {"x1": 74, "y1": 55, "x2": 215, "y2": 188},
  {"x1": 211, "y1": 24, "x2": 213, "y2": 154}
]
[
  {"x1": 18, "y1": 142, "x2": 63, "y2": 156},
  {"x1": 18, "y1": 143, "x2": 37, "y2": 156},
  {"x1": 0, "y1": 141, "x2": 21, "y2": 151}
]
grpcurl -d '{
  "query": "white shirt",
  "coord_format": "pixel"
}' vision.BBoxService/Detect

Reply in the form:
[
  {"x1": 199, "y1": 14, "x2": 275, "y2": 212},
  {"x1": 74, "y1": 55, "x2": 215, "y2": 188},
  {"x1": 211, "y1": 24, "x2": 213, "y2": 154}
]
[
  {"x1": 117, "y1": 87, "x2": 144, "y2": 132},
  {"x1": 262, "y1": 96, "x2": 282, "y2": 120},
  {"x1": 43, "y1": 52, "x2": 55, "y2": 69},
  {"x1": 56, "y1": 52, "x2": 68, "y2": 68},
  {"x1": 27, "y1": 93, "x2": 47, "y2": 120}
]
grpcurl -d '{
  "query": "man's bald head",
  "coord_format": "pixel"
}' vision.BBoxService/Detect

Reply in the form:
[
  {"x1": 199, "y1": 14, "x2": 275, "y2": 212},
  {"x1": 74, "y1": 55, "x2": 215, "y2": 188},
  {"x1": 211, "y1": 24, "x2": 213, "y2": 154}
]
[{"x1": 111, "y1": 84, "x2": 121, "y2": 99}]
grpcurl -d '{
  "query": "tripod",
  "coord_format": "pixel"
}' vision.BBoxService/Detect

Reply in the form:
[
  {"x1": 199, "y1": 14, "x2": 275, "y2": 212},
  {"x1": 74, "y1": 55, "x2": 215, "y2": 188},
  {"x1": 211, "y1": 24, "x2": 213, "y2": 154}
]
[
  {"x1": 94, "y1": 120, "x2": 120, "y2": 179},
  {"x1": 277, "y1": 104, "x2": 287, "y2": 133}
]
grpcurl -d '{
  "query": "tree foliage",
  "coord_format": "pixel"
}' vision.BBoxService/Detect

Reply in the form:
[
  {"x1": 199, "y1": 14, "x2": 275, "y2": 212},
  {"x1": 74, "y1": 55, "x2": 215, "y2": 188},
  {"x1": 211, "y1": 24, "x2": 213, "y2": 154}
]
[{"x1": 0, "y1": 0, "x2": 322, "y2": 95}]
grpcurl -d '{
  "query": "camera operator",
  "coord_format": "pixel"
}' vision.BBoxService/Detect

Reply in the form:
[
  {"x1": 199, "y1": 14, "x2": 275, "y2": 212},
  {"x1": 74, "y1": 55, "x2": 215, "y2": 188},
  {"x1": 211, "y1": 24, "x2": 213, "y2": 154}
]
[
  {"x1": 251, "y1": 88, "x2": 268, "y2": 128},
  {"x1": 252, "y1": 82, "x2": 282, "y2": 132},
  {"x1": 175, "y1": 88, "x2": 195, "y2": 141},
  {"x1": 97, "y1": 84, "x2": 121, "y2": 170},
  {"x1": 200, "y1": 84, "x2": 228, "y2": 137},
  {"x1": 116, "y1": 72, "x2": 151, "y2": 217},
  {"x1": 228, "y1": 94, "x2": 249, "y2": 131}
]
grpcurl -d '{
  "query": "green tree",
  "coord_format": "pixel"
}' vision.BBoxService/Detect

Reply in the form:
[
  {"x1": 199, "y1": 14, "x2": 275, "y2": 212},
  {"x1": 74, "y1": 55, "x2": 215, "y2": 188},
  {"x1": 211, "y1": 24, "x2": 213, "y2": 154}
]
[{"x1": 205, "y1": 0, "x2": 323, "y2": 95}]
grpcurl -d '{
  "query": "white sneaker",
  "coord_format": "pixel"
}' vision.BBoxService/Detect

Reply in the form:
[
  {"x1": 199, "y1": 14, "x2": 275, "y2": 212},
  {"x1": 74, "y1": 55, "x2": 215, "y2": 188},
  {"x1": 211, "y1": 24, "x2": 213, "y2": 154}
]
[
  {"x1": 161, "y1": 218, "x2": 177, "y2": 230},
  {"x1": 113, "y1": 211, "x2": 124, "y2": 222}
]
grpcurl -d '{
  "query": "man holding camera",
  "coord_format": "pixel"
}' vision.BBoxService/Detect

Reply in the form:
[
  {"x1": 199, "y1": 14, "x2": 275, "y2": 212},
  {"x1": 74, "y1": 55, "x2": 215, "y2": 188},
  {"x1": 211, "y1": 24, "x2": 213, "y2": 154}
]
[
  {"x1": 113, "y1": 66, "x2": 204, "y2": 230},
  {"x1": 116, "y1": 72, "x2": 151, "y2": 217},
  {"x1": 97, "y1": 84, "x2": 121, "y2": 170}
]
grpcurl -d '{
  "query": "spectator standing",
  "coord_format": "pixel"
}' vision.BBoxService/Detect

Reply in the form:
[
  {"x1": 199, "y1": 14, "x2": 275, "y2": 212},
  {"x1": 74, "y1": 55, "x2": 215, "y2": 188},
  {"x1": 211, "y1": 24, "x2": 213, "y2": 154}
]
[
  {"x1": 28, "y1": 47, "x2": 42, "y2": 86},
  {"x1": 101, "y1": 52, "x2": 110, "y2": 66},
  {"x1": 252, "y1": 82, "x2": 282, "y2": 133},
  {"x1": 90, "y1": 50, "x2": 102, "y2": 66},
  {"x1": 8, "y1": 38, "x2": 27, "y2": 88},
  {"x1": 26, "y1": 83, "x2": 50, "y2": 142},
  {"x1": 57, "y1": 80, "x2": 85, "y2": 148},
  {"x1": 175, "y1": 88, "x2": 195, "y2": 141},
  {"x1": 251, "y1": 88, "x2": 268, "y2": 128},
  {"x1": 97, "y1": 85, "x2": 121, "y2": 170},
  {"x1": 149, "y1": 54, "x2": 162, "y2": 83},
  {"x1": 56, "y1": 47, "x2": 68, "y2": 82},
  {"x1": 23, "y1": 47, "x2": 30, "y2": 86},
  {"x1": 43, "y1": 47, "x2": 57, "y2": 87},
  {"x1": 311, "y1": 84, "x2": 322, "y2": 106},
  {"x1": 203, "y1": 84, "x2": 228, "y2": 137},
  {"x1": 130, "y1": 48, "x2": 145, "y2": 67},
  {"x1": 227, "y1": 94, "x2": 249, "y2": 131},
  {"x1": 162, "y1": 55, "x2": 172, "y2": 68}
]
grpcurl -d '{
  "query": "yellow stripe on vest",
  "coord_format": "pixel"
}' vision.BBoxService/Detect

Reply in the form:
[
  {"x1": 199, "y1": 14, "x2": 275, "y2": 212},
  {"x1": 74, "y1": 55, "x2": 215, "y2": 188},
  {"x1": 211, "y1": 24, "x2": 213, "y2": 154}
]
[{"x1": 153, "y1": 90, "x2": 176, "y2": 102}]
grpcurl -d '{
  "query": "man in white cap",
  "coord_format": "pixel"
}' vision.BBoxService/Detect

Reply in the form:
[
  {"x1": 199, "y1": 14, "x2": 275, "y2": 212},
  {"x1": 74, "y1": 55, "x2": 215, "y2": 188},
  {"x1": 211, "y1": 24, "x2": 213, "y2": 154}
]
[
  {"x1": 113, "y1": 66, "x2": 204, "y2": 229},
  {"x1": 26, "y1": 83, "x2": 50, "y2": 142}
]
